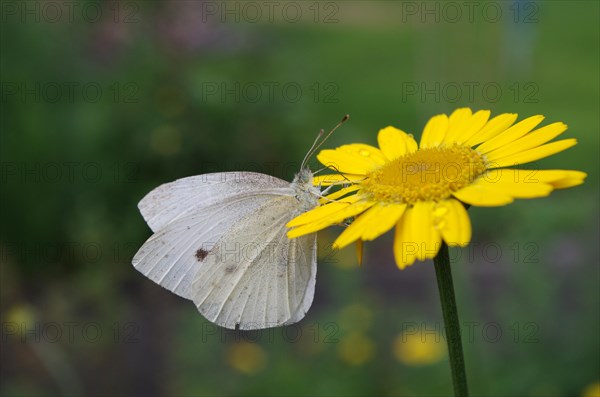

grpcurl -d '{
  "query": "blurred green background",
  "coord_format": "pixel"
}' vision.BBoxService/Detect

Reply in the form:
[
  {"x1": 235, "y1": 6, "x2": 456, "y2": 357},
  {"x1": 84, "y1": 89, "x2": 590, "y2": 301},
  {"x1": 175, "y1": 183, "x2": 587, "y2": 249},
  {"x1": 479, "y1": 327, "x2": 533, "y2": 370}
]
[{"x1": 1, "y1": 1, "x2": 599, "y2": 396}]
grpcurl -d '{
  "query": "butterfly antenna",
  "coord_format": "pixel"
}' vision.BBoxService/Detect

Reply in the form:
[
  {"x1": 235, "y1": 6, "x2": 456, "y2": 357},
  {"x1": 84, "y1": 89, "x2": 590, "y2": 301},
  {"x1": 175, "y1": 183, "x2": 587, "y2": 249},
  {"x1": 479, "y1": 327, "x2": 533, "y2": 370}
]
[
  {"x1": 301, "y1": 114, "x2": 349, "y2": 170},
  {"x1": 301, "y1": 129, "x2": 325, "y2": 170}
]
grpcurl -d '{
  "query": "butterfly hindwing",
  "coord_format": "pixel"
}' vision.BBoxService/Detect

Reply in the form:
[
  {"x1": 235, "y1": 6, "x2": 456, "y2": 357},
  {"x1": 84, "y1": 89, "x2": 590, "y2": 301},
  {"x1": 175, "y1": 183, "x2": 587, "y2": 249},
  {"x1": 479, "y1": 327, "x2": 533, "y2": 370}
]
[
  {"x1": 286, "y1": 233, "x2": 317, "y2": 325},
  {"x1": 192, "y1": 195, "x2": 317, "y2": 330}
]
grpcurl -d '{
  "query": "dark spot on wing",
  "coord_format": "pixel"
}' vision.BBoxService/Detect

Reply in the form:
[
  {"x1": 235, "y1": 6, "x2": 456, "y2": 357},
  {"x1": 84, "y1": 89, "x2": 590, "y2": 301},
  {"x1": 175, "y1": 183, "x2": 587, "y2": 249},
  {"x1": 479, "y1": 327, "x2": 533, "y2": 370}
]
[
  {"x1": 195, "y1": 248, "x2": 209, "y2": 261},
  {"x1": 225, "y1": 265, "x2": 236, "y2": 273},
  {"x1": 235, "y1": 322, "x2": 240, "y2": 330}
]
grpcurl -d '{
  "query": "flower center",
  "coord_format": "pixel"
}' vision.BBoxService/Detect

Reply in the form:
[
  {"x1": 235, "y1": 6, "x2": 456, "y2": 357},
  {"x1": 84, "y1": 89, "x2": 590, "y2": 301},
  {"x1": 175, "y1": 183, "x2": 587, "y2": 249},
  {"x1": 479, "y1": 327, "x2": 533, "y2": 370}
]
[{"x1": 361, "y1": 145, "x2": 487, "y2": 204}]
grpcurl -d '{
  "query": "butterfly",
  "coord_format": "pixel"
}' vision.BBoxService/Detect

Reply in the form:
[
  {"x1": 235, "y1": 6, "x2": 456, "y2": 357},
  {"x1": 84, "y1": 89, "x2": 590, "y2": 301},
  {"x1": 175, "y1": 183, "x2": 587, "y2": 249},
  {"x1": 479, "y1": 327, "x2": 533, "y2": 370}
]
[{"x1": 132, "y1": 116, "x2": 348, "y2": 330}]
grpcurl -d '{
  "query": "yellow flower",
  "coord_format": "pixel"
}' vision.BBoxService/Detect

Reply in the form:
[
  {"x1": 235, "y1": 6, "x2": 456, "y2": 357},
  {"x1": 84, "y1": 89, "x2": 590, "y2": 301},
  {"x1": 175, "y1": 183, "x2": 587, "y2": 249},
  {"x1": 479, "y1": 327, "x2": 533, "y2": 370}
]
[
  {"x1": 226, "y1": 341, "x2": 267, "y2": 375},
  {"x1": 582, "y1": 381, "x2": 600, "y2": 397},
  {"x1": 287, "y1": 108, "x2": 586, "y2": 269},
  {"x1": 337, "y1": 332, "x2": 375, "y2": 366},
  {"x1": 392, "y1": 332, "x2": 446, "y2": 366}
]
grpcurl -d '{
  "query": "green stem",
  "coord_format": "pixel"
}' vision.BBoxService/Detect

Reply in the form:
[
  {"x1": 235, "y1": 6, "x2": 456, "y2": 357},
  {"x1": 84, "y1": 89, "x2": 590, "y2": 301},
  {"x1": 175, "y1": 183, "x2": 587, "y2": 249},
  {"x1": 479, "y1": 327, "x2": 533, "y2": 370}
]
[{"x1": 434, "y1": 242, "x2": 469, "y2": 397}]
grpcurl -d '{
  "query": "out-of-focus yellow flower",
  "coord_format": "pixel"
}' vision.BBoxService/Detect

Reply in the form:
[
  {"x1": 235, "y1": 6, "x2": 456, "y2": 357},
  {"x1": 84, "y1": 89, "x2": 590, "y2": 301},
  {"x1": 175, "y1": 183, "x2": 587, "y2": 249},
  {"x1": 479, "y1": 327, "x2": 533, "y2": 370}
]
[
  {"x1": 582, "y1": 381, "x2": 600, "y2": 397},
  {"x1": 6, "y1": 304, "x2": 37, "y2": 325},
  {"x1": 337, "y1": 332, "x2": 375, "y2": 366},
  {"x1": 226, "y1": 341, "x2": 267, "y2": 375},
  {"x1": 393, "y1": 331, "x2": 446, "y2": 366}
]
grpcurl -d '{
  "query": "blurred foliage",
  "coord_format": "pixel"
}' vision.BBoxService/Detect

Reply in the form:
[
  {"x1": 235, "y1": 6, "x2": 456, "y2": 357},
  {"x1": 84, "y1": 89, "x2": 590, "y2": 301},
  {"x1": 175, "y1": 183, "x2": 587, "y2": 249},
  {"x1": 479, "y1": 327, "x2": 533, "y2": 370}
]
[{"x1": 1, "y1": 1, "x2": 598, "y2": 396}]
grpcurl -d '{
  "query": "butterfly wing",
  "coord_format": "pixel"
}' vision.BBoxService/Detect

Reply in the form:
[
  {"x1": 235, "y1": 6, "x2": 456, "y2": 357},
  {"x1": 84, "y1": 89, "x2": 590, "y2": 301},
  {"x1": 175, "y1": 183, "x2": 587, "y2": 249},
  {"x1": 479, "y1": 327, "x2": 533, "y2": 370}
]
[
  {"x1": 192, "y1": 195, "x2": 317, "y2": 330},
  {"x1": 285, "y1": 233, "x2": 317, "y2": 325},
  {"x1": 133, "y1": 172, "x2": 292, "y2": 299},
  {"x1": 138, "y1": 172, "x2": 289, "y2": 232}
]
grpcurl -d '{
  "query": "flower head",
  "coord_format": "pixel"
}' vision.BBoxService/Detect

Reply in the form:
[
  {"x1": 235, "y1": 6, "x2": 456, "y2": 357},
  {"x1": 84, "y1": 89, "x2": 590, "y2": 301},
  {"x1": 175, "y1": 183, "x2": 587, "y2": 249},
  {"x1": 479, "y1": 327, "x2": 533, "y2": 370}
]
[{"x1": 287, "y1": 108, "x2": 586, "y2": 269}]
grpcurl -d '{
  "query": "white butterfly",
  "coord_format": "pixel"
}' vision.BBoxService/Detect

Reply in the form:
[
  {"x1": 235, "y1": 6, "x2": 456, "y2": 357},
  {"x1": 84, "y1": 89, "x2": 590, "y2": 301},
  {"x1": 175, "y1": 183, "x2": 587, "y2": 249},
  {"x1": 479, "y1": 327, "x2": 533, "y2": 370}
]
[{"x1": 132, "y1": 117, "x2": 348, "y2": 330}]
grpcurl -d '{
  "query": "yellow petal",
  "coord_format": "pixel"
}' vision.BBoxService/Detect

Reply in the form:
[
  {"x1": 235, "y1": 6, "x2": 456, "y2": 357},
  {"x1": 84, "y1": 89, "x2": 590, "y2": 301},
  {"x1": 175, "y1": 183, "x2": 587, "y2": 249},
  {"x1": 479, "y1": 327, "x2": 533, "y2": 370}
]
[
  {"x1": 465, "y1": 113, "x2": 519, "y2": 146},
  {"x1": 549, "y1": 177, "x2": 586, "y2": 189},
  {"x1": 487, "y1": 139, "x2": 577, "y2": 168},
  {"x1": 332, "y1": 209, "x2": 375, "y2": 249},
  {"x1": 443, "y1": 108, "x2": 473, "y2": 144},
  {"x1": 476, "y1": 168, "x2": 539, "y2": 183},
  {"x1": 319, "y1": 185, "x2": 361, "y2": 204},
  {"x1": 475, "y1": 178, "x2": 554, "y2": 199},
  {"x1": 476, "y1": 115, "x2": 545, "y2": 154},
  {"x1": 434, "y1": 199, "x2": 471, "y2": 247},
  {"x1": 393, "y1": 202, "x2": 441, "y2": 268},
  {"x1": 479, "y1": 169, "x2": 583, "y2": 185},
  {"x1": 452, "y1": 110, "x2": 491, "y2": 144},
  {"x1": 317, "y1": 147, "x2": 378, "y2": 175},
  {"x1": 287, "y1": 195, "x2": 360, "y2": 227},
  {"x1": 419, "y1": 114, "x2": 449, "y2": 149},
  {"x1": 537, "y1": 170, "x2": 587, "y2": 189},
  {"x1": 535, "y1": 170, "x2": 586, "y2": 183},
  {"x1": 485, "y1": 122, "x2": 568, "y2": 162},
  {"x1": 333, "y1": 203, "x2": 407, "y2": 249},
  {"x1": 362, "y1": 203, "x2": 408, "y2": 241},
  {"x1": 456, "y1": 110, "x2": 491, "y2": 143},
  {"x1": 409, "y1": 202, "x2": 442, "y2": 260},
  {"x1": 338, "y1": 144, "x2": 388, "y2": 166},
  {"x1": 356, "y1": 239, "x2": 364, "y2": 266},
  {"x1": 287, "y1": 223, "x2": 326, "y2": 239},
  {"x1": 378, "y1": 126, "x2": 417, "y2": 160},
  {"x1": 456, "y1": 169, "x2": 570, "y2": 202},
  {"x1": 501, "y1": 169, "x2": 587, "y2": 190},
  {"x1": 313, "y1": 174, "x2": 364, "y2": 186},
  {"x1": 452, "y1": 183, "x2": 514, "y2": 207},
  {"x1": 393, "y1": 218, "x2": 416, "y2": 270},
  {"x1": 287, "y1": 200, "x2": 375, "y2": 238}
]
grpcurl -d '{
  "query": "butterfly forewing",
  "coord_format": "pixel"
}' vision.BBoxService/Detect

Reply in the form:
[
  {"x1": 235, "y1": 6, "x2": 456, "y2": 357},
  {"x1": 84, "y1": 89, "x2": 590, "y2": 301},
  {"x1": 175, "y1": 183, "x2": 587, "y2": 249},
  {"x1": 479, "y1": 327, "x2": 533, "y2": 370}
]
[
  {"x1": 138, "y1": 172, "x2": 290, "y2": 232},
  {"x1": 133, "y1": 172, "x2": 293, "y2": 299}
]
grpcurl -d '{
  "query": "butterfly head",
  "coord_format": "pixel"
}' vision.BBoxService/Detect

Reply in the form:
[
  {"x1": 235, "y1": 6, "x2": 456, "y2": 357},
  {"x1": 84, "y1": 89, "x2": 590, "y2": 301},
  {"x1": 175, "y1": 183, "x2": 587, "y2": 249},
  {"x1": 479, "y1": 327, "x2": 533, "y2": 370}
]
[
  {"x1": 293, "y1": 115, "x2": 349, "y2": 212},
  {"x1": 292, "y1": 168, "x2": 319, "y2": 210}
]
